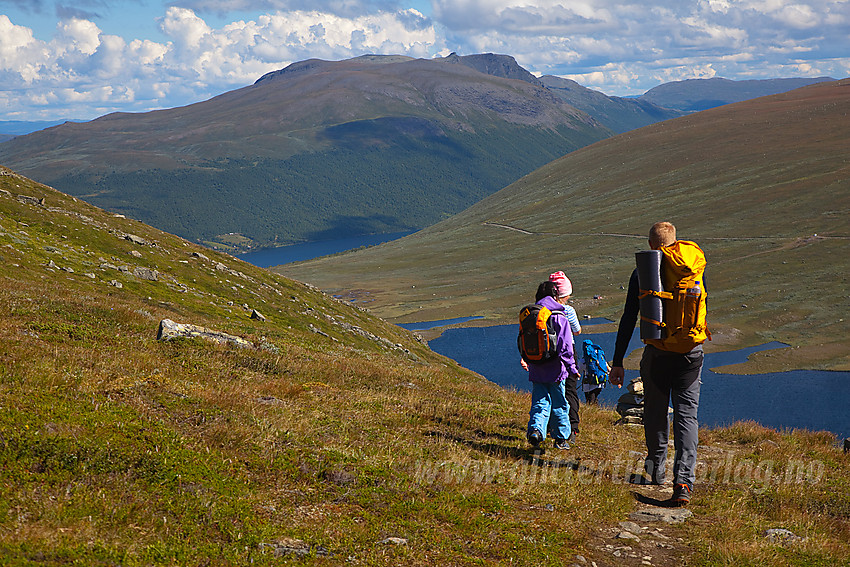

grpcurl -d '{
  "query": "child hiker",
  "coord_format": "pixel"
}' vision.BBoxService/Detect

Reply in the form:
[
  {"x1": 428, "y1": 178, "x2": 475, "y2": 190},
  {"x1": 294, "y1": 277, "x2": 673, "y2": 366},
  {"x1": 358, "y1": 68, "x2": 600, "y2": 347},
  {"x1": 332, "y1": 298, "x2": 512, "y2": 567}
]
[
  {"x1": 549, "y1": 271, "x2": 581, "y2": 442},
  {"x1": 549, "y1": 270, "x2": 581, "y2": 336},
  {"x1": 521, "y1": 281, "x2": 581, "y2": 450},
  {"x1": 579, "y1": 339, "x2": 611, "y2": 405}
]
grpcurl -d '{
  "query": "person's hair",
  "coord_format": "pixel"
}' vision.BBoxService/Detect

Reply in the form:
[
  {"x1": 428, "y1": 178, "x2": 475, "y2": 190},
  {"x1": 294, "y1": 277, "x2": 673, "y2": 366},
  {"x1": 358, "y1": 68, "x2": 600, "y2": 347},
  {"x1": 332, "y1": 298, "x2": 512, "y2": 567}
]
[
  {"x1": 649, "y1": 221, "x2": 676, "y2": 247},
  {"x1": 536, "y1": 281, "x2": 559, "y2": 301}
]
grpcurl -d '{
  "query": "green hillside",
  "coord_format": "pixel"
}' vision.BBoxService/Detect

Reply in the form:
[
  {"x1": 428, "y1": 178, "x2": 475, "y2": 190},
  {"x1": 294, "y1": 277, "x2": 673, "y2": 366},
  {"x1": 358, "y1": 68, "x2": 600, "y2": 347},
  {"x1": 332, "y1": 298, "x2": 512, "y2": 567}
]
[
  {"x1": 3, "y1": 166, "x2": 850, "y2": 565},
  {"x1": 2, "y1": 167, "x2": 849, "y2": 565},
  {"x1": 49, "y1": 122, "x2": 600, "y2": 248},
  {"x1": 277, "y1": 79, "x2": 850, "y2": 373},
  {"x1": 0, "y1": 55, "x2": 610, "y2": 252}
]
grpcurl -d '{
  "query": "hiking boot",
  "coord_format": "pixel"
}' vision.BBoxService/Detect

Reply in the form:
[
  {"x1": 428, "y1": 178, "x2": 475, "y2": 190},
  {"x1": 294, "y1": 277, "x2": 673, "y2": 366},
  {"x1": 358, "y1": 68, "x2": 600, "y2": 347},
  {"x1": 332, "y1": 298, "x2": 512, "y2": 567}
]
[
  {"x1": 671, "y1": 483, "x2": 691, "y2": 507},
  {"x1": 527, "y1": 429, "x2": 543, "y2": 448},
  {"x1": 568, "y1": 431, "x2": 578, "y2": 445},
  {"x1": 553, "y1": 438, "x2": 570, "y2": 450}
]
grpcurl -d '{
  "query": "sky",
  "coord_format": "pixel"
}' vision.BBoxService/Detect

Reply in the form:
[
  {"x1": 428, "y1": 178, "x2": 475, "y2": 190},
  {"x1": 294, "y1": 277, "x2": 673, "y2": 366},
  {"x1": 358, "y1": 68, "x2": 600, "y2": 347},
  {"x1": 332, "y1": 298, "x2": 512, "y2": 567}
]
[{"x1": 1, "y1": 0, "x2": 848, "y2": 121}]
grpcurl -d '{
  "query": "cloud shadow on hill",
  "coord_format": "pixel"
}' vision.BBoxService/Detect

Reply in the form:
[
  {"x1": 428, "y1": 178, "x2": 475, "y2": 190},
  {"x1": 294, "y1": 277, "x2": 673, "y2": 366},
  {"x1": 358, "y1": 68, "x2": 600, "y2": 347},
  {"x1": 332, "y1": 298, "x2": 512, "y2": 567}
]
[{"x1": 305, "y1": 213, "x2": 415, "y2": 243}]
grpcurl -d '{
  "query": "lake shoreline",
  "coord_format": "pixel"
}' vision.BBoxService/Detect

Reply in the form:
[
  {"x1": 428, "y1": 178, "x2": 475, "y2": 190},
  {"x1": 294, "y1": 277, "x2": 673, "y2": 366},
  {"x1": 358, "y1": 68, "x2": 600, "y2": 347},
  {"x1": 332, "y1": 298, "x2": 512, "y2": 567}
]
[
  {"x1": 418, "y1": 321, "x2": 850, "y2": 438},
  {"x1": 237, "y1": 230, "x2": 416, "y2": 268},
  {"x1": 398, "y1": 317, "x2": 815, "y2": 376}
]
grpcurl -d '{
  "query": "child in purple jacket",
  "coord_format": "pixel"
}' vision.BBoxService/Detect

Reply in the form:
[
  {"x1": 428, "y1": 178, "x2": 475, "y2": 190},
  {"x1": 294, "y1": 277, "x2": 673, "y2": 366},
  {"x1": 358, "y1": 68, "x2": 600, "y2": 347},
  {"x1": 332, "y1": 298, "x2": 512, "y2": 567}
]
[{"x1": 525, "y1": 281, "x2": 581, "y2": 450}]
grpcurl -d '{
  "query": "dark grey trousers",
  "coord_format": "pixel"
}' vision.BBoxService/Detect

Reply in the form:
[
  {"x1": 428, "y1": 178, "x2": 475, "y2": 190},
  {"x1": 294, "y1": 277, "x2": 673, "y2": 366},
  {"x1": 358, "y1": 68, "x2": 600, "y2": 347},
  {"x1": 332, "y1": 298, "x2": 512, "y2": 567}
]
[
  {"x1": 640, "y1": 344, "x2": 703, "y2": 489},
  {"x1": 563, "y1": 371, "x2": 580, "y2": 433}
]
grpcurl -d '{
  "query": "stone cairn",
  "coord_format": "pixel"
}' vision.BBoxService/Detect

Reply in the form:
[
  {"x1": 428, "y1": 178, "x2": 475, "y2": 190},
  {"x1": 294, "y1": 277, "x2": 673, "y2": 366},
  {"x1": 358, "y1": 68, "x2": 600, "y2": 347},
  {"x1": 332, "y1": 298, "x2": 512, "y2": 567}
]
[{"x1": 616, "y1": 376, "x2": 645, "y2": 424}]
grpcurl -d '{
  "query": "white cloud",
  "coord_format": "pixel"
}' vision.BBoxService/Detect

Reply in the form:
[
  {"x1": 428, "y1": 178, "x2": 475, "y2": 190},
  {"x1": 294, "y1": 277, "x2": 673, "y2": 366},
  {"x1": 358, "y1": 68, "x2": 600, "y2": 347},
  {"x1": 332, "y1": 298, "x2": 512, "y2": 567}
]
[
  {"x1": 0, "y1": 15, "x2": 41, "y2": 78},
  {"x1": 86, "y1": 34, "x2": 127, "y2": 78},
  {"x1": 434, "y1": 0, "x2": 614, "y2": 33},
  {"x1": 679, "y1": 17, "x2": 747, "y2": 49},
  {"x1": 0, "y1": 7, "x2": 443, "y2": 119},
  {"x1": 149, "y1": 8, "x2": 439, "y2": 86},
  {"x1": 55, "y1": 17, "x2": 101, "y2": 56},
  {"x1": 0, "y1": 15, "x2": 36, "y2": 56},
  {"x1": 128, "y1": 39, "x2": 168, "y2": 66},
  {"x1": 159, "y1": 7, "x2": 212, "y2": 48},
  {"x1": 173, "y1": 0, "x2": 406, "y2": 19},
  {"x1": 774, "y1": 4, "x2": 820, "y2": 28},
  {"x1": 431, "y1": 0, "x2": 850, "y2": 95}
]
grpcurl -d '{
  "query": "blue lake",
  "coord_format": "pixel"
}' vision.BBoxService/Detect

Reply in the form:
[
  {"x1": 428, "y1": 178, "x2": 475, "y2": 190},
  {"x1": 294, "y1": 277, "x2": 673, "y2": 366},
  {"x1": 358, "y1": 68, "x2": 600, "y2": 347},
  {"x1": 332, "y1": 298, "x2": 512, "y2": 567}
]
[
  {"x1": 237, "y1": 230, "x2": 415, "y2": 268},
  {"x1": 426, "y1": 322, "x2": 850, "y2": 439},
  {"x1": 398, "y1": 316, "x2": 485, "y2": 331}
]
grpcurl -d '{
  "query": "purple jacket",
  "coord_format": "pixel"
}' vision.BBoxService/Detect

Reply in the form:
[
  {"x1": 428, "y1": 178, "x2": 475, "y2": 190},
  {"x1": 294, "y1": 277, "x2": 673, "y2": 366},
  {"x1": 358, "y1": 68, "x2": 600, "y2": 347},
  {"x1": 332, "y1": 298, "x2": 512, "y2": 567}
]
[{"x1": 528, "y1": 296, "x2": 580, "y2": 384}]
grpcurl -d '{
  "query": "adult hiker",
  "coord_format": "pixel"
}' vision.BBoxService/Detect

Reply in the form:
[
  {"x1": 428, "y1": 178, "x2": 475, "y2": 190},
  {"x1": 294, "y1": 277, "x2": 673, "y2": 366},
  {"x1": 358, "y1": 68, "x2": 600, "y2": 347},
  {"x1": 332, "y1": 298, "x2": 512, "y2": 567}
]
[
  {"x1": 608, "y1": 221, "x2": 708, "y2": 507},
  {"x1": 518, "y1": 281, "x2": 580, "y2": 450}
]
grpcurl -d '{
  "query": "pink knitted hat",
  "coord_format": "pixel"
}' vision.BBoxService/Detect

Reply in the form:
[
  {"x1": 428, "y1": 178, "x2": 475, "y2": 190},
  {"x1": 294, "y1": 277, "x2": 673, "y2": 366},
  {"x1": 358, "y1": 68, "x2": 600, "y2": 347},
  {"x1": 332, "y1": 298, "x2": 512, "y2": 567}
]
[{"x1": 549, "y1": 271, "x2": 573, "y2": 298}]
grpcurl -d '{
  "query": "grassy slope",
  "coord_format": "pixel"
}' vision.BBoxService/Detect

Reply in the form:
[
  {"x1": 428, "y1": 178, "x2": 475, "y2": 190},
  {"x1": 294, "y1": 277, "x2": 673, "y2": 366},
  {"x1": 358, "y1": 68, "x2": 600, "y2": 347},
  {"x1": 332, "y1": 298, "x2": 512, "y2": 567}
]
[
  {"x1": 277, "y1": 79, "x2": 850, "y2": 373},
  {"x1": 2, "y1": 169, "x2": 848, "y2": 565}
]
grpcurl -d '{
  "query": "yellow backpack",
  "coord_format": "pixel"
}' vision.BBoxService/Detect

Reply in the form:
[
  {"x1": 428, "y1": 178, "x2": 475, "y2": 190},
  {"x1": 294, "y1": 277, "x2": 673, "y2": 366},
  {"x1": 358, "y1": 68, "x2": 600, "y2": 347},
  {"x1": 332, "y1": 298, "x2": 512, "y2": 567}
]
[{"x1": 641, "y1": 240, "x2": 710, "y2": 353}]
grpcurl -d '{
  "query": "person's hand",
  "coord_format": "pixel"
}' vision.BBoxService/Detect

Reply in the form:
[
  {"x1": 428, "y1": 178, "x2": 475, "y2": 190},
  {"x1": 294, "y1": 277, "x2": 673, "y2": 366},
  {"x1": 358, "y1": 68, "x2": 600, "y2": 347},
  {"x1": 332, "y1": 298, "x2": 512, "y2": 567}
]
[
  {"x1": 520, "y1": 359, "x2": 529, "y2": 371},
  {"x1": 609, "y1": 366, "x2": 625, "y2": 388}
]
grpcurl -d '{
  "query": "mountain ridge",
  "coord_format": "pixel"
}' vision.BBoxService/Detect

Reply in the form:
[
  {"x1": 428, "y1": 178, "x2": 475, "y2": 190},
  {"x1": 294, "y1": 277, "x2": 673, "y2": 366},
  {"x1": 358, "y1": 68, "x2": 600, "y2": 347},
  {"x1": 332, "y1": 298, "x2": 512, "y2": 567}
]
[
  {"x1": 0, "y1": 54, "x2": 594, "y2": 175},
  {"x1": 0, "y1": 54, "x2": 611, "y2": 250},
  {"x1": 0, "y1": 54, "x2": 840, "y2": 252},
  {"x1": 540, "y1": 75, "x2": 685, "y2": 133},
  {"x1": 639, "y1": 76, "x2": 836, "y2": 111}
]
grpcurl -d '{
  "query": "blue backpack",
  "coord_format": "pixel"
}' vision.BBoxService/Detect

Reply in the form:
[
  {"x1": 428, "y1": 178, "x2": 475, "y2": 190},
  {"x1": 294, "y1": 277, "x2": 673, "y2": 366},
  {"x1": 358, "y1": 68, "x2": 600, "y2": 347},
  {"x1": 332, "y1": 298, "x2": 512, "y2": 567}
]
[{"x1": 581, "y1": 340, "x2": 609, "y2": 387}]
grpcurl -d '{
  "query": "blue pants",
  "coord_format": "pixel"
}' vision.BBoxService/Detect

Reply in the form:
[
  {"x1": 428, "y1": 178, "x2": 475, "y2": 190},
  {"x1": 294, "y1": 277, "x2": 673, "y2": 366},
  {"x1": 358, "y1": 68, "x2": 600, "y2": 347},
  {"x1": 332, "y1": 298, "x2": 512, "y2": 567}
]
[
  {"x1": 640, "y1": 344, "x2": 703, "y2": 489},
  {"x1": 528, "y1": 381, "x2": 572, "y2": 441}
]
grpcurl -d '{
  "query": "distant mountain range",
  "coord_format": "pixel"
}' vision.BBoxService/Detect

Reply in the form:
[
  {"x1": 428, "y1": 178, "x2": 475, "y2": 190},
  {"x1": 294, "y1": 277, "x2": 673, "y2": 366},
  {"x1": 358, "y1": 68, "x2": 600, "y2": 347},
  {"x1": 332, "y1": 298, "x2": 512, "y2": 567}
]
[
  {"x1": 0, "y1": 53, "x2": 837, "y2": 250},
  {"x1": 639, "y1": 76, "x2": 835, "y2": 111},
  {"x1": 4, "y1": 73, "x2": 831, "y2": 139},
  {"x1": 277, "y1": 78, "x2": 850, "y2": 373},
  {"x1": 539, "y1": 76, "x2": 685, "y2": 133},
  {"x1": 0, "y1": 120, "x2": 77, "y2": 142}
]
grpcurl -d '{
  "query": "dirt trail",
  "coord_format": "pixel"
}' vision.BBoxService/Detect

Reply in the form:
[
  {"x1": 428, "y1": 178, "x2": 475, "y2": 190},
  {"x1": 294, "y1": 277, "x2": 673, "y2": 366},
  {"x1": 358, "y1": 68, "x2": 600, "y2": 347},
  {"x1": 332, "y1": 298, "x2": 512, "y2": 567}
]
[
  {"x1": 483, "y1": 221, "x2": 850, "y2": 242},
  {"x1": 579, "y1": 483, "x2": 694, "y2": 567}
]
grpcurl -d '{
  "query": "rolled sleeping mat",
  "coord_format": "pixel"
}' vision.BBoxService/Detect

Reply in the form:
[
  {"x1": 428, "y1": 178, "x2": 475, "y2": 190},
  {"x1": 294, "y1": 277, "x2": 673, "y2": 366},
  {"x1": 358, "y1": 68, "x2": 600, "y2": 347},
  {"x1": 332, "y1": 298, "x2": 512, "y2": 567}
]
[{"x1": 635, "y1": 250, "x2": 664, "y2": 340}]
